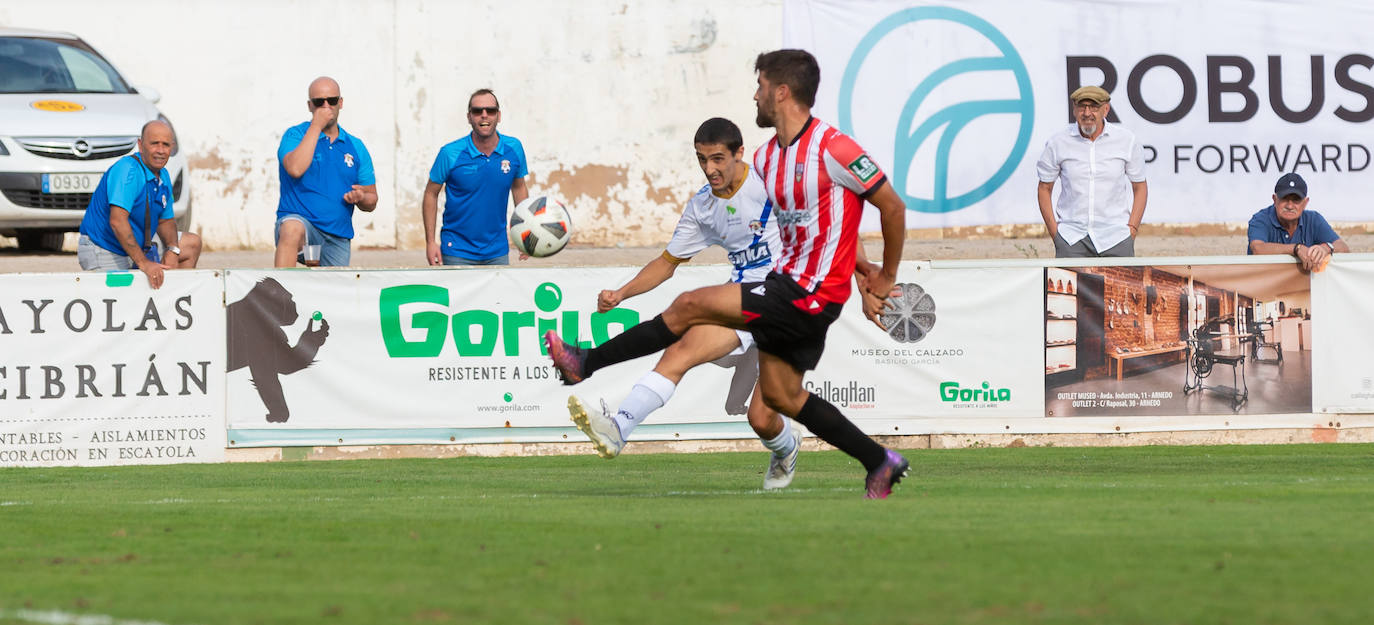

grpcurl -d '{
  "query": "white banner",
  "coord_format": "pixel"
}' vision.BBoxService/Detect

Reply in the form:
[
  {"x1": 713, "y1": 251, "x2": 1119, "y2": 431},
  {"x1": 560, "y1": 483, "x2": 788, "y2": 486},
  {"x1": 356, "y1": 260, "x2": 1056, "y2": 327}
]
[
  {"x1": 0, "y1": 271, "x2": 226, "y2": 467},
  {"x1": 784, "y1": 0, "x2": 1374, "y2": 228},
  {"x1": 223, "y1": 262, "x2": 1044, "y2": 445},
  {"x1": 1312, "y1": 257, "x2": 1374, "y2": 413}
]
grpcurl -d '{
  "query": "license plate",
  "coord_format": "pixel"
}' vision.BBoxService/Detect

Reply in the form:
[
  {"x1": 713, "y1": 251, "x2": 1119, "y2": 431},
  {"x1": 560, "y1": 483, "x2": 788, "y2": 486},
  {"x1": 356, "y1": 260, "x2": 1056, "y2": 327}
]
[{"x1": 42, "y1": 172, "x2": 101, "y2": 194}]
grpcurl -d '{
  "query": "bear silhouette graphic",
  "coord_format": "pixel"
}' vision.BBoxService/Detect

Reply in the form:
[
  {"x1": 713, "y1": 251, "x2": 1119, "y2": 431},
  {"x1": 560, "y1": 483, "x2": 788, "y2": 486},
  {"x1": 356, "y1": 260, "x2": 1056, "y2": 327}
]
[{"x1": 226, "y1": 277, "x2": 330, "y2": 423}]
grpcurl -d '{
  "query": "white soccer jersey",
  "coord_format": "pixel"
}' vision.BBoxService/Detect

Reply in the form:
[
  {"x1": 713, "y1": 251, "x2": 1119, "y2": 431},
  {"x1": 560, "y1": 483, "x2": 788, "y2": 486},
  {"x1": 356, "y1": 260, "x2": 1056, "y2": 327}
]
[{"x1": 665, "y1": 167, "x2": 779, "y2": 283}]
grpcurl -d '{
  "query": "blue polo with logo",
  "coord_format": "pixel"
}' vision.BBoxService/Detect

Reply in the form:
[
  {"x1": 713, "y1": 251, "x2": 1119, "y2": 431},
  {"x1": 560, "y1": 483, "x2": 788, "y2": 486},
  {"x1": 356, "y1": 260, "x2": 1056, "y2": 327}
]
[
  {"x1": 78, "y1": 153, "x2": 173, "y2": 255},
  {"x1": 1246, "y1": 205, "x2": 1340, "y2": 254},
  {"x1": 428, "y1": 133, "x2": 527, "y2": 261},
  {"x1": 277, "y1": 122, "x2": 375, "y2": 239}
]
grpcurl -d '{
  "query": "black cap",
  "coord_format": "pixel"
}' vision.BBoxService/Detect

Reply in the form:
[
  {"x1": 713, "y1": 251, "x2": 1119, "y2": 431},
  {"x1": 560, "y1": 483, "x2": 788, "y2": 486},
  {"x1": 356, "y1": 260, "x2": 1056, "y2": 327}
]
[{"x1": 1274, "y1": 173, "x2": 1307, "y2": 200}]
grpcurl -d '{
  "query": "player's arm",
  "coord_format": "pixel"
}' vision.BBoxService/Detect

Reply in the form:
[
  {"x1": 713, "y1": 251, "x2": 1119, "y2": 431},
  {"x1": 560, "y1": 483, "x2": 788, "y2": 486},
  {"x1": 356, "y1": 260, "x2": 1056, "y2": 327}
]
[
  {"x1": 422, "y1": 180, "x2": 443, "y2": 265},
  {"x1": 155, "y1": 216, "x2": 182, "y2": 268},
  {"x1": 853, "y1": 243, "x2": 890, "y2": 330},
  {"x1": 865, "y1": 180, "x2": 906, "y2": 302},
  {"x1": 510, "y1": 176, "x2": 529, "y2": 205},
  {"x1": 598, "y1": 253, "x2": 684, "y2": 312}
]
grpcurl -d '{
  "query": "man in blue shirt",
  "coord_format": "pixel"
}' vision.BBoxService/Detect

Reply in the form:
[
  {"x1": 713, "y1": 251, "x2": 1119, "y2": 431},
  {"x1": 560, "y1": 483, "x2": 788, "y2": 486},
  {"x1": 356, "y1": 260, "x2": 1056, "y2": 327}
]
[
  {"x1": 422, "y1": 88, "x2": 528, "y2": 265},
  {"x1": 1248, "y1": 173, "x2": 1349, "y2": 272},
  {"x1": 77, "y1": 120, "x2": 202, "y2": 289},
  {"x1": 275, "y1": 76, "x2": 378, "y2": 267}
]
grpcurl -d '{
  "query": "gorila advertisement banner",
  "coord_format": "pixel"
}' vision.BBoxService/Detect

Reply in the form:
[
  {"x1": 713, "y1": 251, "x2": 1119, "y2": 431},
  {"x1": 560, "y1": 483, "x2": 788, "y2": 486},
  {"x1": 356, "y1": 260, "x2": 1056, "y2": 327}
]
[
  {"x1": 223, "y1": 267, "x2": 742, "y2": 440},
  {"x1": 0, "y1": 271, "x2": 226, "y2": 467},
  {"x1": 786, "y1": 0, "x2": 1374, "y2": 227}
]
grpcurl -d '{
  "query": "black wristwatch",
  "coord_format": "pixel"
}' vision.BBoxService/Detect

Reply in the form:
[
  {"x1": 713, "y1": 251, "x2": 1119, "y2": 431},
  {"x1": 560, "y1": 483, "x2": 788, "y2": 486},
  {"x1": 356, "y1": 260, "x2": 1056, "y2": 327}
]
[{"x1": 1292, "y1": 243, "x2": 1300, "y2": 257}]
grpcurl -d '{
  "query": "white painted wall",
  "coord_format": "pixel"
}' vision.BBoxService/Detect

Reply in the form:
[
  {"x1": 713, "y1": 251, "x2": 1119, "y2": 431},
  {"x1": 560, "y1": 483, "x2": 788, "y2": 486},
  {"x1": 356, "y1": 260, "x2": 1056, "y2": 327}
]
[{"x1": 0, "y1": 0, "x2": 783, "y2": 250}]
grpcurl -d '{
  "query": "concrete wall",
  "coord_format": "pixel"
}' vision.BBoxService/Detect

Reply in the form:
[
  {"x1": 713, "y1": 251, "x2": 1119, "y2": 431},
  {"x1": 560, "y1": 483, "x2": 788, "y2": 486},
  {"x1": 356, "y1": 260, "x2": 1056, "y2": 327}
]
[{"x1": 0, "y1": 0, "x2": 783, "y2": 250}]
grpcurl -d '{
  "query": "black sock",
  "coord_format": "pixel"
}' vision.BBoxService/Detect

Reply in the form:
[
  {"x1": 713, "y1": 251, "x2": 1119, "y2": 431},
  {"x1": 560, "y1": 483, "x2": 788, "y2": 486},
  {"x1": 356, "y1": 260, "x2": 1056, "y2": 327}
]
[
  {"x1": 794, "y1": 393, "x2": 886, "y2": 472},
  {"x1": 584, "y1": 315, "x2": 680, "y2": 376}
]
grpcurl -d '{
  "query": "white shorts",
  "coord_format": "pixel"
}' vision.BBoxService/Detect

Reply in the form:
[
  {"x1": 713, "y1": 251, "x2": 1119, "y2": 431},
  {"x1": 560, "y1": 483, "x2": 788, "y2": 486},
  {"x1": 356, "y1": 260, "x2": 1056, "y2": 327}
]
[{"x1": 729, "y1": 328, "x2": 755, "y2": 356}]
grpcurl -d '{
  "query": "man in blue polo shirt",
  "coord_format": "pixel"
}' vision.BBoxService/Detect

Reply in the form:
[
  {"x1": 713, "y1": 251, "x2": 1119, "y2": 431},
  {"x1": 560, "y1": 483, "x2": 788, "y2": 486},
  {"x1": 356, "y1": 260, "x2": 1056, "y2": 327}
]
[
  {"x1": 275, "y1": 76, "x2": 378, "y2": 267},
  {"x1": 1247, "y1": 173, "x2": 1349, "y2": 272},
  {"x1": 77, "y1": 120, "x2": 202, "y2": 289},
  {"x1": 422, "y1": 88, "x2": 529, "y2": 265}
]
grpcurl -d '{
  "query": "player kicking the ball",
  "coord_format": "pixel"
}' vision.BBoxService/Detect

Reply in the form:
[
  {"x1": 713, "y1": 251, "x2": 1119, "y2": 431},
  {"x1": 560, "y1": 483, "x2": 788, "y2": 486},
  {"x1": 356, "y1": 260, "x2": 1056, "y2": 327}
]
[
  {"x1": 565, "y1": 117, "x2": 806, "y2": 489},
  {"x1": 549, "y1": 49, "x2": 910, "y2": 499}
]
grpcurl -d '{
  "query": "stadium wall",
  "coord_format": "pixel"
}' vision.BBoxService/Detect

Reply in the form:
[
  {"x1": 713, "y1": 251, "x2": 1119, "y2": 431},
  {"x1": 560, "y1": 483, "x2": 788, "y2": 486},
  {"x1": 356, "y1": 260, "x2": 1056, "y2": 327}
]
[{"x1": 0, "y1": 0, "x2": 784, "y2": 250}]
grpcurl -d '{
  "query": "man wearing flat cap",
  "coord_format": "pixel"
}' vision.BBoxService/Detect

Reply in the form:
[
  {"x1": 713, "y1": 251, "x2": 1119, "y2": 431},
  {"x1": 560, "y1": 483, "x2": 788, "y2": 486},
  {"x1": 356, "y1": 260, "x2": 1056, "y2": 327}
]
[
  {"x1": 1247, "y1": 172, "x2": 1348, "y2": 272},
  {"x1": 1036, "y1": 85, "x2": 1148, "y2": 257}
]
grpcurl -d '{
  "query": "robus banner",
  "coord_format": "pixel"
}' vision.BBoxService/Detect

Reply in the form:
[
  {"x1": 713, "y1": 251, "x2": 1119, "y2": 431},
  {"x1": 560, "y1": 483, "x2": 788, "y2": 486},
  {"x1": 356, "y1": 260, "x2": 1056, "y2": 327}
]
[
  {"x1": 0, "y1": 271, "x2": 226, "y2": 467},
  {"x1": 784, "y1": 0, "x2": 1374, "y2": 227}
]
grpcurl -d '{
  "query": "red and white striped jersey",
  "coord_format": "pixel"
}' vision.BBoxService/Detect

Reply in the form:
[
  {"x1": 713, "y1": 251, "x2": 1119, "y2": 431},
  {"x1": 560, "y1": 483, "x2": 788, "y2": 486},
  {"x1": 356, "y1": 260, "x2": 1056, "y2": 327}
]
[{"x1": 752, "y1": 117, "x2": 887, "y2": 305}]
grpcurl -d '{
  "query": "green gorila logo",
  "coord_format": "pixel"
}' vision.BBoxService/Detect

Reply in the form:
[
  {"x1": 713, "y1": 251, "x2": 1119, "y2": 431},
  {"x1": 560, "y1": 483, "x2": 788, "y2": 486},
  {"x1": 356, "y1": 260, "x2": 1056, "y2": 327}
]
[
  {"x1": 379, "y1": 282, "x2": 639, "y2": 358},
  {"x1": 939, "y1": 381, "x2": 1011, "y2": 402}
]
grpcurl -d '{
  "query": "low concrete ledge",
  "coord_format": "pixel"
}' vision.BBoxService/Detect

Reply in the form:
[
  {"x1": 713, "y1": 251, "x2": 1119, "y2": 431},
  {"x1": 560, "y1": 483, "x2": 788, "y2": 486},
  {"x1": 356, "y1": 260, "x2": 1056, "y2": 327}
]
[{"x1": 225, "y1": 427, "x2": 1374, "y2": 462}]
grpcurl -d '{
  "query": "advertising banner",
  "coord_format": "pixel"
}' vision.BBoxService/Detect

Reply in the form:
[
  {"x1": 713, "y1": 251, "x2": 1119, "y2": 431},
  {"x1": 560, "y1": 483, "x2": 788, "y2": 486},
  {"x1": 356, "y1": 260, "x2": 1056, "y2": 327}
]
[
  {"x1": 0, "y1": 271, "x2": 226, "y2": 467},
  {"x1": 1311, "y1": 257, "x2": 1374, "y2": 413},
  {"x1": 224, "y1": 262, "x2": 1044, "y2": 445},
  {"x1": 784, "y1": 0, "x2": 1374, "y2": 228},
  {"x1": 224, "y1": 267, "x2": 731, "y2": 445},
  {"x1": 1042, "y1": 261, "x2": 1313, "y2": 418},
  {"x1": 815, "y1": 263, "x2": 1044, "y2": 423}
]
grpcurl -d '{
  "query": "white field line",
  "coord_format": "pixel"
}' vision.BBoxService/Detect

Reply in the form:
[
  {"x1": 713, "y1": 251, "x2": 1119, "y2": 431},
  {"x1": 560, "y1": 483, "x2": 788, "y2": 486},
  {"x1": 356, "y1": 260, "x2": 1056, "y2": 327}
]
[{"x1": 0, "y1": 608, "x2": 196, "y2": 625}]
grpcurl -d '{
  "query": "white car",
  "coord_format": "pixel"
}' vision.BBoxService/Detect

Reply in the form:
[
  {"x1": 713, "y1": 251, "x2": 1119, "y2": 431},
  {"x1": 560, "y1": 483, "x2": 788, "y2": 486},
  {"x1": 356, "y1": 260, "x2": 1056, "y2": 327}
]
[{"x1": 0, "y1": 27, "x2": 189, "y2": 252}]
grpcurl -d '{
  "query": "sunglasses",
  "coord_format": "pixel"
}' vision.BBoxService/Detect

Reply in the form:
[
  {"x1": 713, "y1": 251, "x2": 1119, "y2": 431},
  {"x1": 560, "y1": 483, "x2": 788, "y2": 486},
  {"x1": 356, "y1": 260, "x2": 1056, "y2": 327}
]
[
  {"x1": 310, "y1": 96, "x2": 341, "y2": 107},
  {"x1": 470, "y1": 106, "x2": 499, "y2": 115}
]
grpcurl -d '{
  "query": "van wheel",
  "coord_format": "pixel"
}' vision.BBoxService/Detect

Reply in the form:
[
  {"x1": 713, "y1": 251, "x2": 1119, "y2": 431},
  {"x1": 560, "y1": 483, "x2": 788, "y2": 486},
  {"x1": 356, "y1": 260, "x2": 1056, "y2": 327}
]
[{"x1": 17, "y1": 231, "x2": 66, "y2": 252}]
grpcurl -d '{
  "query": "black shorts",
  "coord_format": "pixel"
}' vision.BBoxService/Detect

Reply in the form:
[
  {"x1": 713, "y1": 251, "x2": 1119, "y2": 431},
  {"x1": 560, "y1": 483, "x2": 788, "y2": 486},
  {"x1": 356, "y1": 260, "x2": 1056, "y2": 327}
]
[{"x1": 739, "y1": 272, "x2": 844, "y2": 371}]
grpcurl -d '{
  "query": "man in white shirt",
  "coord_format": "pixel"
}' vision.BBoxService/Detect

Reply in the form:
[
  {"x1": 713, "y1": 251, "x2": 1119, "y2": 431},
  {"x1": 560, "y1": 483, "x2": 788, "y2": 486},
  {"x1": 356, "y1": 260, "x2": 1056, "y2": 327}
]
[{"x1": 1036, "y1": 85, "x2": 1148, "y2": 257}]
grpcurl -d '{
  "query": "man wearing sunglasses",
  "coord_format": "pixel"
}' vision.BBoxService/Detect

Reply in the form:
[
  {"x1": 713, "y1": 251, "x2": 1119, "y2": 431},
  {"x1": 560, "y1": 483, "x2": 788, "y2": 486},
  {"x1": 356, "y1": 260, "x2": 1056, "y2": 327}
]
[
  {"x1": 275, "y1": 76, "x2": 378, "y2": 267},
  {"x1": 422, "y1": 88, "x2": 529, "y2": 265}
]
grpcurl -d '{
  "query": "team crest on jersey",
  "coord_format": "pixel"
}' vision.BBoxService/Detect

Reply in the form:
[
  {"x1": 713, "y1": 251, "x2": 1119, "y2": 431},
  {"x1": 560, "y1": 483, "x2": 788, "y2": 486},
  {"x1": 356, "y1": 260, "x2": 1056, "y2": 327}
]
[
  {"x1": 847, "y1": 154, "x2": 878, "y2": 183},
  {"x1": 344, "y1": 153, "x2": 355, "y2": 168},
  {"x1": 501, "y1": 159, "x2": 511, "y2": 174},
  {"x1": 748, "y1": 219, "x2": 764, "y2": 235},
  {"x1": 794, "y1": 163, "x2": 805, "y2": 182}
]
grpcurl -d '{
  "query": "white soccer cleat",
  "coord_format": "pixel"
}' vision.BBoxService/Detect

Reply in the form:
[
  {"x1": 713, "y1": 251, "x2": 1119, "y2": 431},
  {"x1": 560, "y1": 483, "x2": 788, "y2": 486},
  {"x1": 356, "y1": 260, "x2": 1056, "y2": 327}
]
[
  {"x1": 568, "y1": 395, "x2": 625, "y2": 459},
  {"x1": 763, "y1": 428, "x2": 803, "y2": 490}
]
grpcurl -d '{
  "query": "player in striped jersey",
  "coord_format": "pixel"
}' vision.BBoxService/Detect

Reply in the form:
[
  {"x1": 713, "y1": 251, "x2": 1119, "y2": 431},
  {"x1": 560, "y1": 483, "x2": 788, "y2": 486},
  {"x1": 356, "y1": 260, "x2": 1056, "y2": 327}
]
[
  {"x1": 564, "y1": 118, "x2": 805, "y2": 490},
  {"x1": 547, "y1": 49, "x2": 910, "y2": 499}
]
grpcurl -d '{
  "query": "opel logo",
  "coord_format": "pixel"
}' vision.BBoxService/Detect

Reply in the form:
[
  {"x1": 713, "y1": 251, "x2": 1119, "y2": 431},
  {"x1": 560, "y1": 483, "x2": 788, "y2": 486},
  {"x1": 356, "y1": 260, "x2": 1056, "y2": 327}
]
[{"x1": 72, "y1": 139, "x2": 92, "y2": 158}]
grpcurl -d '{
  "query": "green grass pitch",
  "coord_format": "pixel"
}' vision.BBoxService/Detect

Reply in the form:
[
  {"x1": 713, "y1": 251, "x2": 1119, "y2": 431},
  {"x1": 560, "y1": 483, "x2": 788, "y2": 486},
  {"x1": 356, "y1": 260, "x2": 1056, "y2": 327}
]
[{"x1": 2, "y1": 443, "x2": 1372, "y2": 625}]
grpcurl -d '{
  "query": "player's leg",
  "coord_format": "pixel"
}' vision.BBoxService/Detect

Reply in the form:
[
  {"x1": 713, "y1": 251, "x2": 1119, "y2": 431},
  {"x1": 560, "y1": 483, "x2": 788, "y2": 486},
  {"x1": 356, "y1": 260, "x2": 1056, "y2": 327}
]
[
  {"x1": 568, "y1": 324, "x2": 744, "y2": 458},
  {"x1": 756, "y1": 352, "x2": 908, "y2": 499},
  {"x1": 749, "y1": 380, "x2": 802, "y2": 490},
  {"x1": 546, "y1": 282, "x2": 747, "y2": 384}
]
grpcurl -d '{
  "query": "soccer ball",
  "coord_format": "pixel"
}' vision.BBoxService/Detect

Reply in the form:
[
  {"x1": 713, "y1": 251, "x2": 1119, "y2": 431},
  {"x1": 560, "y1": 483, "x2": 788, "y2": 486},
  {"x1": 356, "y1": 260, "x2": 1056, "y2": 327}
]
[{"x1": 508, "y1": 195, "x2": 573, "y2": 257}]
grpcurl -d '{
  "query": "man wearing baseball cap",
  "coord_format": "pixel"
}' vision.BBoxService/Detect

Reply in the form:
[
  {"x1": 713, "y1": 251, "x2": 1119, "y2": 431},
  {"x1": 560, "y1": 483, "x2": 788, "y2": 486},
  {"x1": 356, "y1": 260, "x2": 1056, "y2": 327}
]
[
  {"x1": 1247, "y1": 173, "x2": 1348, "y2": 271},
  {"x1": 1036, "y1": 85, "x2": 1148, "y2": 257}
]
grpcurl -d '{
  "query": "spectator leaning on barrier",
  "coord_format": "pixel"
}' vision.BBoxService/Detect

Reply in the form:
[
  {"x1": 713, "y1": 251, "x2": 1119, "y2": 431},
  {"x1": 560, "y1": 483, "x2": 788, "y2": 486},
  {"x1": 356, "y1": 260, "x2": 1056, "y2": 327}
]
[
  {"x1": 1247, "y1": 173, "x2": 1349, "y2": 272},
  {"x1": 421, "y1": 88, "x2": 529, "y2": 266},
  {"x1": 76, "y1": 120, "x2": 202, "y2": 289},
  {"x1": 275, "y1": 76, "x2": 378, "y2": 268},
  {"x1": 1036, "y1": 85, "x2": 1148, "y2": 258}
]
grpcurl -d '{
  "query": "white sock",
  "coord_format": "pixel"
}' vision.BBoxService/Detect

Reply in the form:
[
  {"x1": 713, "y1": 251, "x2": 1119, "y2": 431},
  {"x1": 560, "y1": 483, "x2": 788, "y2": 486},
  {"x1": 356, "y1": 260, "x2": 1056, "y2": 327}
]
[
  {"x1": 614, "y1": 371, "x2": 676, "y2": 438},
  {"x1": 761, "y1": 417, "x2": 798, "y2": 458}
]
